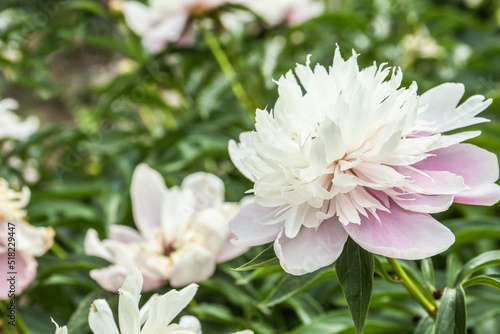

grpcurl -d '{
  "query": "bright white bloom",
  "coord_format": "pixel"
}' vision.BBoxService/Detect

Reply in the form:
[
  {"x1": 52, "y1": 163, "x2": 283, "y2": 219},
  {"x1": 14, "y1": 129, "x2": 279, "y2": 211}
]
[
  {"x1": 85, "y1": 164, "x2": 248, "y2": 291},
  {"x1": 89, "y1": 268, "x2": 199, "y2": 334},
  {"x1": 53, "y1": 269, "x2": 253, "y2": 334},
  {"x1": 232, "y1": 0, "x2": 323, "y2": 26},
  {"x1": 229, "y1": 47, "x2": 500, "y2": 275},
  {"x1": 122, "y1": 0, "x2": 227, "y2": 53},
  {"x1": 52, "y1": 318, "x2": 69, "y2": 334},
  {"x1": 0, "y1": 178, "x2": 54, "y2": 299},
  {"x1": 0, "y1": 98, "x2": 39, "y2": 140}
]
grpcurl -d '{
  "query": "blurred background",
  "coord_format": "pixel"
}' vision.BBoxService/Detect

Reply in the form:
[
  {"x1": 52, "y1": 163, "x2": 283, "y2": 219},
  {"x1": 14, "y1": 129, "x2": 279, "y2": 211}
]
[{"x1": 1, "y1": 0, "x2": 500, "y2": 333}]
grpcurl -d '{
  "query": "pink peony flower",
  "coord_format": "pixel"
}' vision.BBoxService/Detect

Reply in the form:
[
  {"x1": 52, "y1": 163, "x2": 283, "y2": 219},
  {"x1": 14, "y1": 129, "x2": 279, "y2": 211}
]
[
  {"x1": 122, "y1": 0, "x2": 227, "y2": 53},
  {"x1": 85, "y1": 164, "x2": 248, "y2": 291},
  {"x1": 228, "y1": 47, "x2": 500, "y2": 275},
  {"x1": 0, "y1": 178, "x2": 54, "y2": 299}
]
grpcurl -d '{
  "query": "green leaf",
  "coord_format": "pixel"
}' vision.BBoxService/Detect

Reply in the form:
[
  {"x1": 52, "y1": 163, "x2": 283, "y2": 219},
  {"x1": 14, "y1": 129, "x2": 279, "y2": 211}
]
[
  {"x1": 435, "y1": 286, "x2": 466, "y2": 334},
  {"x1": 415, "y1": 316, "x2": 435, "y2": 334},
  {"x1": 261, "y1": 268, "x2": 336, "y2": 307},
  {"x1": 233, "y1": 245, "x2": 280, "y2": 271},
  {"x1": 421, "y1": 258, "x2": 435, "y2": 288},
  {"x1": 335, "y1": 238, "x2": 374, "y2": 334},
  {"x1": 454, "y1": 250, "x2": 500, "y2": 286},
  {"x1": 463, "y1": 275, "x2": 500, "y2": 291}
]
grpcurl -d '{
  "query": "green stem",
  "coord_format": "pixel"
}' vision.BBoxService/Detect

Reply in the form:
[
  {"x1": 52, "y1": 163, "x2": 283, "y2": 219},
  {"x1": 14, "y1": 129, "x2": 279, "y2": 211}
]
[
  {"x1": 203, "y1": 28, "x2": 254, "y2": 116},
  {"x1": 387, "y1": 257, "x2": 438, "y2": 318}
]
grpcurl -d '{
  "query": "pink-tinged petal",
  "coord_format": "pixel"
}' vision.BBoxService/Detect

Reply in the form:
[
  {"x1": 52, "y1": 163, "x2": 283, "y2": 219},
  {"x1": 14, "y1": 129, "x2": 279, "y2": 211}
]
[
  {"x1": 396, "y1": 167, "x2": 467, "y2": 195},
  {"x1": 216, "y1": 231, "x2": 249, "y2": 263},
  {"x1": 181, "y1": 172, "x2": 224, "y2": 211},
  {"x1": 392, "y1": 193, "x2": 454, "y2": 213},
  {"x1": 90, "y1": 266, "x2": 130, "y2": 292},
  {"x1": 90, "y1": 265, "x2": 164, "y2": 293},
  {"x1": 344, "y1": 203, "x2": 455, "y2": 259},
  {"x1": 413, "y1": 143, "x2": 500, "y2": 206},
  {"x1": 274, "y1": 218, "x2": 348, "y2": 275},
  {"x1": 287, "y1": 1, "x2": 323, "y2": 26},
  {"x1": 230, "y1": 202, "x2": 281, "y2": 247},
  {"x1": 169, "y1": 246, "x2": 216, "y2": 287},
  {"x1": 0, "y1": 251, "x2": 37, "y2": 299},
  {"x1": 84, "y1": 229, "x2": 114, "y2": 262},
  {"x1": 109, "y1": 225, "x2": 144, "y2": 244},
  {"x1": 131, "y1": 164, "x2": 167, "y2": 238},
  {"x1": 228, "y1": 132, "x2": 257, "y2": 182}
]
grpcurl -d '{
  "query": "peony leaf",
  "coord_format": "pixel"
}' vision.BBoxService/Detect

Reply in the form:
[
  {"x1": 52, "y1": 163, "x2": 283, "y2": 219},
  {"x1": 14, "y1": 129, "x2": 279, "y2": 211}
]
[
  {"x1": 233, "y1": 245, "x2": 280, "y2": 271},
  {"x1": 435, "y1": 286, "x2": 466, "y2": 334},
  {"x1": 415, "y1": 316, "x2": 435, "y2": 334},
  {"x1": 463, "y1": 275, "x2": 500, "y2": 291},
  {"x1": 261, "y1": 268, "x2": 336, "y2": 307},
  {"x1": 335, "y1": 238, "x2": 374, "y2": 334},
  {"x1": 453, "y1": 250, "x2": 500, "y2": 286}
]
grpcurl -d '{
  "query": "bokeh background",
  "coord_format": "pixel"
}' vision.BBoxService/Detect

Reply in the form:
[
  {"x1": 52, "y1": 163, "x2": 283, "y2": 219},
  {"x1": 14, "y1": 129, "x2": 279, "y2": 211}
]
[{"x1": 1, "y1": 0, "x2": 500, "y2": 333}]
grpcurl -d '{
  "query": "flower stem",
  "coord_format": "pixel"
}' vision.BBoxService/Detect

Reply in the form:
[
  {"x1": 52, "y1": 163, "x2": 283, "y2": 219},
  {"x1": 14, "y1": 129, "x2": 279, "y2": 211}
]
[
  {"x1": 202, "y1": 28, "x2": 254, "y2": 116},
  {"x1": 386, "y1": 257, "x2": 438, "y2": 318}
]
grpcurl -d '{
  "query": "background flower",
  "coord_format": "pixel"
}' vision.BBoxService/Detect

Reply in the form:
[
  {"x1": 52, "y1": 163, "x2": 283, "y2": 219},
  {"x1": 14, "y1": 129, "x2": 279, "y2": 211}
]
[
  {"x1": 229, "y1": 48, "x2": 500, "y2": 275},
  {"x1": 85, "y1": 164, "x2": 248, "y2": 291},
  {"x1": 0, "y1": 178, "x2": 54, "y2": 299}
]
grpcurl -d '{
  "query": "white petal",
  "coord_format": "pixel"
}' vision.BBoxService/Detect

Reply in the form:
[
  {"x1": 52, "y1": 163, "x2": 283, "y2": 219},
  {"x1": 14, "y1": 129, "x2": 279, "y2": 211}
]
[{"x1": 88, "y1": 299, "x2": 120, "y2": 334}]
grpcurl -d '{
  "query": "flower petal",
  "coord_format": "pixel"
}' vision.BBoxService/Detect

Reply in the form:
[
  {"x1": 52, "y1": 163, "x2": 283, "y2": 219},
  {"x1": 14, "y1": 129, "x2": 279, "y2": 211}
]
[
  {"x1": 343, "y1": 203, "x2": 455, "y2": 259},
  {"x1": 88, "y1": 299, "x2": 120, "y2": 334},
  {"x1": 274, "y1": 217, "x2": 348, "y2": 275},
  {"x1": 141, "y1": 283, "x2": 198, "y2": 332},
  {"x1": 84, "y1": 229, "x2": 114, "y2": 262},
  {"x1": 131, "y1": 164, "x2": 167, "y2": 238},
  {"x1": 228, "y1": 132, "x2": 257, "y2": 182},
  {"x1": 178, "y1": 315, "x2": 202, "y2": 334},
  {"x1": 169, "y1": 246, "x2": 215, "y2": 287},
  {"x1": 392, "y1": 193, "x2": 454, "y2": 213},
  {"x1": 122, "y1": 1, "x2": 161, "y2": 35},
  {"x1": 181, "y1": 172, "x2": 225, "y2": 211},
  {"x1": 0, "y1": 251, "x2": 37, "y2": 299},
  {"x1": 413, "y1": 143, "x2": 500, "y2": 205},
  {"x1": 229, "y1": 201, "x2": 281, "y2": 247},
  {"x1": 216, "y1": 231, "x2": 249, "y2": 263}
]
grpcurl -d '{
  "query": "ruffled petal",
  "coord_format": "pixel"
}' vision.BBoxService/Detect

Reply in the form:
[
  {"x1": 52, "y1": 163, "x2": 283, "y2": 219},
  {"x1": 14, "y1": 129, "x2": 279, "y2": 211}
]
[
  {"x1": 274, "y1": 217, "x2": 348, "y2": 275},
  {"x1": 228, "y1": 132, "x2": 257, "y2": 182},
  {"x1": 344, "y1": 203, "x2": 455, "y2": 259},
  {"x1": 413, "y1": 143, "x2": 500, "y2": 206}
]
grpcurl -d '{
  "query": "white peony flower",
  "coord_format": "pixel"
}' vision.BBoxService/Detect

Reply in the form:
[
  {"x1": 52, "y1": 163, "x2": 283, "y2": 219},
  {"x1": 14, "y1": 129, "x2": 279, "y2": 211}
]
[
  {"x1": 85, "y1": 164, "x2": 248, "y2": 292},
  {"x1": 52, "y1": 268, "x2": 253, "y2": 334},
  {"x1": 229, "y1": 47, "x2": 500, "y2": 275}
]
